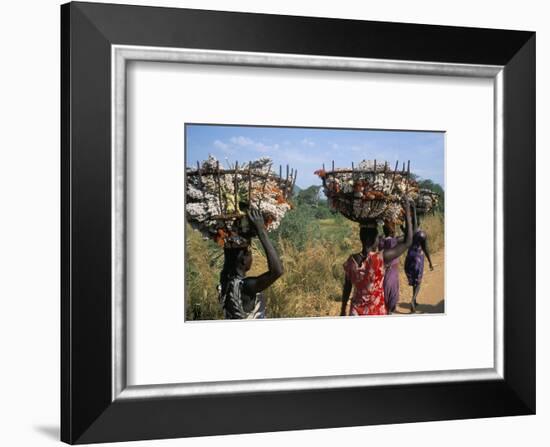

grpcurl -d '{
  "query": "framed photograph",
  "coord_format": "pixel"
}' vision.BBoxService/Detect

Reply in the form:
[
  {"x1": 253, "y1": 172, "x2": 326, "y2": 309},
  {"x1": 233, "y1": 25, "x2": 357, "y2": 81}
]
[{"x1": 61, "y1": 2, "x2": 535, "y2": 444}]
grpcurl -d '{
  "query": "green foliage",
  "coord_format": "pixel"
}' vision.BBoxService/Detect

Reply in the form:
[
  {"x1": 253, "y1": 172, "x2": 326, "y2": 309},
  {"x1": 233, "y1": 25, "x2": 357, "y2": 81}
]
[
  {"x1": 312, "y1": 201, "x2": 333, "y2": 219},
  {"x1": 294, "y1": 185, "x2": 322, "y2": 206},
  {"x1": 271, "y1": 202, "x2": 321, "y2": 251}
]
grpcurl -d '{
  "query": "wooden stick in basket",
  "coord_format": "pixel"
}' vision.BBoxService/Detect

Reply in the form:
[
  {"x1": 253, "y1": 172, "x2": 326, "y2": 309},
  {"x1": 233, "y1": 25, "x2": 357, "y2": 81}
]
[
  {"x1": 286, "y1": 168, "x2": 291, "y2": 199},
  {"x1": 389, "y1": 160, "x2": 399, "y2": 194},
  {"x1": 405, "y1": 160, "x2": 410, "y2": 195},
  {"x1": 216, "y1": 160, "x2": 224, "y2": 214},
  {"x1": 375, "y1": 162, "x2": 381, "y2": 216},
  {"x1": 285, "y1": 165, "x2": 289, "y2": 198},
  {"x1": 257, "y1": 162, "x2": 272, "y2": 209},
  {"x1": 196, "y1": 161, "x2": 202, "y2": 187},
  {"x1": 248, "y1": 167, "x2": 252, "y2": 206},
  {"x1": 291, "y1": 169, "x2": 297, "y2": 196},
  {"x1": 196, "y1": 161, "x2": 206, "y2": 200},
  {"x1": 234, "y1": 161, "x2": 239, "y2": 212}
]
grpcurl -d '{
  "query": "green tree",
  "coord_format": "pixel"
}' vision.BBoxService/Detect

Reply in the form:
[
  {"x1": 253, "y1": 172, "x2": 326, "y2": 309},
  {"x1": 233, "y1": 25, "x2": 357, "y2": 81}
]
[{"x1": 295, "y1": 185, "x2": 322, "y2": 206}]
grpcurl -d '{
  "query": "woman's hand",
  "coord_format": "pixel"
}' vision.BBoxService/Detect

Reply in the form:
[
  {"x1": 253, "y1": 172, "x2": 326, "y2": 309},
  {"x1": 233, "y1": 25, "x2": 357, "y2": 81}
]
[
  {"x1": 429, "y1": 263, "x2": 434, "y2": 271},
  {"x1": 247, "y1": 209, "x2": 265, "y2": 231}
]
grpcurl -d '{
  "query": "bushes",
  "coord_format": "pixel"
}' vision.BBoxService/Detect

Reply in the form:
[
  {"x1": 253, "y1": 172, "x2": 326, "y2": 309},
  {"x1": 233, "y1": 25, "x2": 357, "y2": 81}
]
[{"x1": 270, "y1": 204, "x2": 321, "y2": 251}]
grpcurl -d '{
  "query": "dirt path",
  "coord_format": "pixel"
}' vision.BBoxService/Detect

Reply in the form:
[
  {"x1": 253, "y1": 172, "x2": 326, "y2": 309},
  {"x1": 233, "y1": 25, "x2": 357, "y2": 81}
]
[{"x1": 394, "y1": 248, "x2": 445, "y2": 314}]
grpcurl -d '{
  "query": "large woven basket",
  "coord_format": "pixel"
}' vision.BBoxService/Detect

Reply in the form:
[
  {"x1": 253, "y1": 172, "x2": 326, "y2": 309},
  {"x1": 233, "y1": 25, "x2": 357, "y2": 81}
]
[
  {"x1": 186, "y1": 157, "x2": 296, "y2": 248},
  {"x1": 315, "y1": 160, "x2": 418, "y2": 225}
]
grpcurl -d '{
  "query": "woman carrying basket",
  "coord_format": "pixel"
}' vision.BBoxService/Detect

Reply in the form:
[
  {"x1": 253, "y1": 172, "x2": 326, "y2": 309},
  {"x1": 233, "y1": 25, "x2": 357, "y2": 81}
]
[
  {"x1": 405, "y1": 205, "x2": 434, "y2": 313},
  {"x1": 218, "y1": 209, "x2": 284, "y2": 319},
  {"x1": 340, "y1": 199, "x2": 413, "y2": 316}
]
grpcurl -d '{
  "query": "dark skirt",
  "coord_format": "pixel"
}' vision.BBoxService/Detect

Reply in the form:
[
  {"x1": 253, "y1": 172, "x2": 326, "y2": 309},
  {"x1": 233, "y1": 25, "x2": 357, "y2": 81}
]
[
  {"x1": 405, "y1": 247, "x2": 425, "y2": 286},
  {"x1": 383, "y1": 263, "x2": 400, "y2": 311},
  {"x1": 379, "y1": 236, "x2": 400, "y2": 311}
]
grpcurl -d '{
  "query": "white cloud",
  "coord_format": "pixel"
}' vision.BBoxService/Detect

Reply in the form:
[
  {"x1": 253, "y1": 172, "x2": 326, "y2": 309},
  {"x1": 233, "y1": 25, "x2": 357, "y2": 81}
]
[
  {"x1": 213, "y1": 139, "x2": 228, "y2": 150},
  {"x1": 301, "y1": 138, "x2": 315, "y2": 147},
  {"x1": 230, "y1": 136, "x2": 256, "y2": 146},
  {"x1": 217, "y1": 136, "x2": 280, "y2": 154}
]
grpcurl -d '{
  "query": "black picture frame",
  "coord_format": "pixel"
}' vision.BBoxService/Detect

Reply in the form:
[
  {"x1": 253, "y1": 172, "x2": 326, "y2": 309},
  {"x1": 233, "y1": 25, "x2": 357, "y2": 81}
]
[{"x1": 61, "y1": 2, "x2": 535, "y2": 444}]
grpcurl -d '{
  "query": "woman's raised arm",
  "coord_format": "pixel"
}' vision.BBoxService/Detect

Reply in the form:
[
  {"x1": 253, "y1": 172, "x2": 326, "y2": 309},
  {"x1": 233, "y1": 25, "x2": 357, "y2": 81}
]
[
  {"x1": 243, "y1": 209, "x2": 284, "y2": 295},
  {"x1": 383, "y1": 200, "x2": 413, "y2": 264}
]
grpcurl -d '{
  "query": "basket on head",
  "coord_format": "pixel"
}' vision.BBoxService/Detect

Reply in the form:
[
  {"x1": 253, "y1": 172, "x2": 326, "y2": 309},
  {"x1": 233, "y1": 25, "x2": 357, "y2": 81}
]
[
  {"x1": 415, "y1": 188, "x2": 440, "y2": 214},
  {"x1": 315, "y1": 159, "x2": 418, "y2": 225},
  {"x1": 186, "y1": 156, "x2": 296, "y2": 247}
]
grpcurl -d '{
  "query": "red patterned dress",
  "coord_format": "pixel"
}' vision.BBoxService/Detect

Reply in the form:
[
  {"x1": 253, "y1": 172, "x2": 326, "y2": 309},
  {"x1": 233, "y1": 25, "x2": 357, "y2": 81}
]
[{"x1": 343, "y1": 251, "x2": 387, "y2": 316}]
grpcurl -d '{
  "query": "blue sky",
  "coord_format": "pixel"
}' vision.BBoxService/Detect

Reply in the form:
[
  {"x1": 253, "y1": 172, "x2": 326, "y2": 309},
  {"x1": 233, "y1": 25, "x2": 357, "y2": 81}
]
[{"x1": 186, "y1": 124, "x2": 445, "y2": 189}]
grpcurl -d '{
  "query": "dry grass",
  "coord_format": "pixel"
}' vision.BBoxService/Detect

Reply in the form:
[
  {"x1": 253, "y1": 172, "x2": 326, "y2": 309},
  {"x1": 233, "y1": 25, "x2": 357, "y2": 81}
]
[
  {"x1": 185, "y1": 225, "x2": 224, "y2": 320},
  {"x1": 186, "y1": 212, "x2": 444, "y2": 320},
  {"x1": 421, "y1": 213, "x2": 445, "y2": 254},
  {"x1": 252, "y1": 237, "x2": 358, "y2": 318}
]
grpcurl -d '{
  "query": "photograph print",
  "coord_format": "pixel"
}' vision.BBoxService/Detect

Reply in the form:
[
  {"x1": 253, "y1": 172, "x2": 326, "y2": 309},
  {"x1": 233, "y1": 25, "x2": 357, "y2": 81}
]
[{"x1": 185, "y1": 124, "x2": 445, "y2": 321}]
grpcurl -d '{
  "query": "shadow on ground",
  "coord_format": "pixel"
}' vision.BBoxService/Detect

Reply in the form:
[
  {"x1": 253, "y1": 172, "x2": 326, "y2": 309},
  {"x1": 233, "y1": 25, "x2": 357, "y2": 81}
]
[{"x1": 395, "y1": 299, "x2": 444, "y2": 314}]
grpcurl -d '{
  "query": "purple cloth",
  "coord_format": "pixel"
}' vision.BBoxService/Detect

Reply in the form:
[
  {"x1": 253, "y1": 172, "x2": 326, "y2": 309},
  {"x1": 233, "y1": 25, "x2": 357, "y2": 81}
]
[
  {"x1": 405, "y1": 230, "x2": 427, "y2": 286},
  {"x1": 379, "y1": 236, "x2": 400, "y2": 312}
]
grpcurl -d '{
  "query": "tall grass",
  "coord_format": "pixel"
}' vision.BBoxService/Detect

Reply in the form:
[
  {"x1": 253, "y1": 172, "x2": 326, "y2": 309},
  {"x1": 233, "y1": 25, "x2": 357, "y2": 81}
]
[
  {"x1": 185, "y1": 225, "x2": 224, "y2": 320},
  {"x1": 186, "y1": 211, "x2": 444, "y2": 320},
  {"x1": 421, "y1": 213, "x2": 444, "y2": 254}
]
